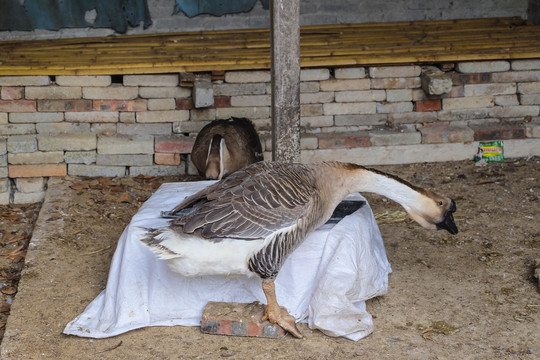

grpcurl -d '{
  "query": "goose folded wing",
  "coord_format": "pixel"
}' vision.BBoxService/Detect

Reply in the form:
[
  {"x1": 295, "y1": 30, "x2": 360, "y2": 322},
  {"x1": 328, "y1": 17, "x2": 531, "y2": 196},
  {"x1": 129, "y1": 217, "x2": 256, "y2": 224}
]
[
  {"x1": 171, "y1": 170, "x2": 317, "y2": 241},
  {"x1": 169, "y1": 165, "x2": 255, "y2": 214}
]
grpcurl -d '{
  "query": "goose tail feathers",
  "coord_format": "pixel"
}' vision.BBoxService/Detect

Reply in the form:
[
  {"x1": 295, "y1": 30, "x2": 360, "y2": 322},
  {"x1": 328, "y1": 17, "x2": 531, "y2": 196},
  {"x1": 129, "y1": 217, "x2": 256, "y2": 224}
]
[{"x1": 136, "y1": 227, "x2": 180, "y2": 259}]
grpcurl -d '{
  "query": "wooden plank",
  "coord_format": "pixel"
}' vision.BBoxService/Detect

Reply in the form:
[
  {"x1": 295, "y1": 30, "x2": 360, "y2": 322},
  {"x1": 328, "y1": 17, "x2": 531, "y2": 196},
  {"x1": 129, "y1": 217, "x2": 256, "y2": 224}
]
[{"x1": 0, "y1": 17, "x2": 539, "y2": 76}]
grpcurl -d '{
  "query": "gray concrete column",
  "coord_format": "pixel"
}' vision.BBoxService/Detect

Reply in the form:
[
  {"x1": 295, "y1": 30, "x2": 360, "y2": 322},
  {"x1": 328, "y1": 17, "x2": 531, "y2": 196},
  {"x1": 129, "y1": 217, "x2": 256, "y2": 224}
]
[{"x1": 270, "y1": 0, "x2": 301, "y2": 163}]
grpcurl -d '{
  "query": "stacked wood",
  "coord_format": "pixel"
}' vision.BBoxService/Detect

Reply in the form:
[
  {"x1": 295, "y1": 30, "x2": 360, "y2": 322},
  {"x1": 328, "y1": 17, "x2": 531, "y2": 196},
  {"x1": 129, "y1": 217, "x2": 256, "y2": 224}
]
[{"x1": 0, "y1": 17, "x2": 539, "y2": 75}]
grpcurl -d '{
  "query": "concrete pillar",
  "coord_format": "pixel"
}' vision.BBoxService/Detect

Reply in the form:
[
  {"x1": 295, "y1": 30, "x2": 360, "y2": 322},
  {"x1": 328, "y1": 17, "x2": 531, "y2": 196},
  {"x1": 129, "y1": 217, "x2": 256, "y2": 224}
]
[{"x1": 270, "y1": 0, "x2": 301, "y2": 163}]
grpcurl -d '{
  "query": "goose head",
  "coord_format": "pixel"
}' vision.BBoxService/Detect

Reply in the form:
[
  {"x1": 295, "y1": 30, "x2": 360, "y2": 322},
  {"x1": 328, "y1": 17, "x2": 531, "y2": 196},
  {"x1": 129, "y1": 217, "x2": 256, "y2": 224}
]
[
  {"x1": 344, "y1": 164, "x2": 458, "y2": 235},
  {"x1": 205, "y1": 134, "x2": 231, "y2": 180},
  {"x1": 402, "y1": 189, "x2": 458, "y2": 234}
]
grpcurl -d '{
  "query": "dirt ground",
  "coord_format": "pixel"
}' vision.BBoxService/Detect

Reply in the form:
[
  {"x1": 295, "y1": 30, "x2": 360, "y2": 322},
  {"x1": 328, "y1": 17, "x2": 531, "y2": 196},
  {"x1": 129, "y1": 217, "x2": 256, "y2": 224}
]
[{"x1": 0, "y1": 157, "x2": 538, "y2": 359}]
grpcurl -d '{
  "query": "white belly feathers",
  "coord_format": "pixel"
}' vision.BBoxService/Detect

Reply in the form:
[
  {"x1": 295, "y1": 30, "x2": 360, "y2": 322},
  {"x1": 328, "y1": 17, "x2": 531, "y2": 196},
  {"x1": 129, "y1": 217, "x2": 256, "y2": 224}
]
[{"x1": 145, "y1": 228, "x2": 265, "y2": 277}]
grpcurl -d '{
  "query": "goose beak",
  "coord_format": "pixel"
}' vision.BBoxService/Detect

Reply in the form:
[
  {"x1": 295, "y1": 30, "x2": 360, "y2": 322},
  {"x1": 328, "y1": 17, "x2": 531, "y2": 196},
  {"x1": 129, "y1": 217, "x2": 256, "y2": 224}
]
[{"x1": 436, "y1": 199, "x2": 458, "y2": 234}]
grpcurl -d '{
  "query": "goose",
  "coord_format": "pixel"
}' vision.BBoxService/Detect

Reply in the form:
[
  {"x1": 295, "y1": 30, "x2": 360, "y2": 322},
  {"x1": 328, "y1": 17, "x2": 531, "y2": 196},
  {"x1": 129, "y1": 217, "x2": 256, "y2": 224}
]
[
  {"x1": 191, "y1": 117, "x2": 263, "y2": 180},
  {"x1": 139, "y1": 161, "x2": 458, "y2": 338}
]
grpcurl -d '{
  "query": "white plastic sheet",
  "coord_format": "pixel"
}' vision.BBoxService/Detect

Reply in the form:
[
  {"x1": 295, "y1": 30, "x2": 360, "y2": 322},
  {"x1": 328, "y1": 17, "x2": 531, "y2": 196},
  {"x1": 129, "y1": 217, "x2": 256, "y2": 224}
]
[{"x1": 64, "y1": 181, "x2": 392, "y2": 341}]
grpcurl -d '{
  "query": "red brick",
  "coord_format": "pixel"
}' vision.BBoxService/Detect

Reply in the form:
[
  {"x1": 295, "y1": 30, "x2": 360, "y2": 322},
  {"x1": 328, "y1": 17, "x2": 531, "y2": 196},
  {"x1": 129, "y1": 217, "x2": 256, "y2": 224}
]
[
  {"x1": 471, "y1": 124, "x2": 526, "y2": 141},
  {"x1": 318, "y1": 132, "x2": 370, "y2": 149},
  {"x1": 1, "y1": 87, "x2": 24, "y2": 100},
  {"x1": 0, "y1": 100, "x2": 36, "y2": 112},
  {"x1": 176, "y1": 98, "x2": 194, "y2": 110},
  {"x1": 419, "y1": 125, "x2": 474, "y2": 144},
  {"x1": 155, "y1": 135, "x2": 195, "y2": 154},
  {"x1": 9, "y1": 164, "x2": 67, "y2": 178},
  {"x1": 38, "y1": 99, "x2": 92, "y2": 112},
  {"x1": 415, "y1": 99, "x2": 441, "y2": 112},
  {"x1": 154, "y1": 152, "x2": 181, "y2": 165},
  {"x1": 93, "y1": 99, "x2": 147, "y2": 112},
  {"x1": 451, "y1": 73, "x2": 492, "y2": 85},
  {"x1": 201, "y1": 301, "x2": 286, "y2": 339},
  {"x1": 213, "y1": 96, "x2": 231, "y2": 108}
]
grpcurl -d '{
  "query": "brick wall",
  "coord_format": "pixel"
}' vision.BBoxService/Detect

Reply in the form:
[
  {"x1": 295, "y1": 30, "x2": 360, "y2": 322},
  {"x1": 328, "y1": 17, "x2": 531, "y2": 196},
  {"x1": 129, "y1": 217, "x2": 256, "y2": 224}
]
[{"x1": 1, "y1": 59, "x2": 540, "y2": 204}]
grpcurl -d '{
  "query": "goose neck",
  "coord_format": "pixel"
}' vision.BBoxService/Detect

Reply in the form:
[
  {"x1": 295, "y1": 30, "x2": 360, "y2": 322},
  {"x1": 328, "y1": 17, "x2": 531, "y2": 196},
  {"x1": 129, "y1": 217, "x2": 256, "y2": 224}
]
[{"x1": 350, "y1": 167, "x2": 423, "y2": 207}]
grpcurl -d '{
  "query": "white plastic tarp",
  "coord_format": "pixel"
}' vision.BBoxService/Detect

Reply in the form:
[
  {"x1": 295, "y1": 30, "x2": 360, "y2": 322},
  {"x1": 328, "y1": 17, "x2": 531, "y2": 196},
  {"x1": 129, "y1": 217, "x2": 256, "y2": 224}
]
[{"x1": 64, "y1": 181, "x2": 392, "y2": 341}]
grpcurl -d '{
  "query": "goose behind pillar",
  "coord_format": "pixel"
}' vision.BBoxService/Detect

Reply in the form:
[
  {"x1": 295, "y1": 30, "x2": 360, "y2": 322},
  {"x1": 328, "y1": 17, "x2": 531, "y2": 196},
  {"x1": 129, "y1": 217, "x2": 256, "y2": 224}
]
[
  {"x1": 191, "y1": 118, "x2": 263, "y2": 180},
  {"x1": 139, "y1": 161, "x2": 458, "y2": 338}
]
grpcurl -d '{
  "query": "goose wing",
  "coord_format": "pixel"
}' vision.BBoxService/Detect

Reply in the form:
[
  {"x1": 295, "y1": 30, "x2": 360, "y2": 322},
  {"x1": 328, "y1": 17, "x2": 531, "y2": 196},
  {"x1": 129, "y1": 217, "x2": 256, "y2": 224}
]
[{"x1": 169, "y1": 162, "x2": 319, "y2": 240}]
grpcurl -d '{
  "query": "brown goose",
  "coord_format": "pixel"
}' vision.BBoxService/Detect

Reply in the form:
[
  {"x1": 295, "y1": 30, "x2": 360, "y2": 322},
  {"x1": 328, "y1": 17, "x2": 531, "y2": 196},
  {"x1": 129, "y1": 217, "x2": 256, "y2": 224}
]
[
  {"x1": 139, "y1": 161, "x2": 458, "y2": 338},
  {"x1": 191, "y1": 117, "x2": 263, "y2": 180}
]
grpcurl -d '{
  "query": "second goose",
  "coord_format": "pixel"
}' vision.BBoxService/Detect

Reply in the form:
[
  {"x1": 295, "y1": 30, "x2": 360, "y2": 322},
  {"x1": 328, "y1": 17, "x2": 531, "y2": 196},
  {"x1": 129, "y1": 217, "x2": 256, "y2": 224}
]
[{"x1": 191, "y1": 117, "x2": 263, "y2": 180}]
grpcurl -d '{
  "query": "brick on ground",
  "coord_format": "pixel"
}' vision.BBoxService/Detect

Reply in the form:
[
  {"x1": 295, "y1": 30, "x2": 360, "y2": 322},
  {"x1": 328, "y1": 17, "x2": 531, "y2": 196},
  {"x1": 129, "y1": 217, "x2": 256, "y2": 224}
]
[{"x1": 201, "y1": 301, "x2": 286, "y2": 339}]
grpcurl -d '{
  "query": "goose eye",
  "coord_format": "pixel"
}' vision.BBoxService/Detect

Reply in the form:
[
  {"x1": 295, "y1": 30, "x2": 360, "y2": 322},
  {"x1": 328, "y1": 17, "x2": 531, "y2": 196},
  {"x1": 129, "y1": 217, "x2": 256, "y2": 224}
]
[{"x1": 438, "y1": 201, "x2": 443, "y2": 206}]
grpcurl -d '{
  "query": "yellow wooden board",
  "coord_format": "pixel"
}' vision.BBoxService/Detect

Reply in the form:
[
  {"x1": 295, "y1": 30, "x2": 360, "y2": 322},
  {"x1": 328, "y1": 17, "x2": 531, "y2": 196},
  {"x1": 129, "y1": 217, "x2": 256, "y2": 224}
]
[{"x1": 0, "y1": 17, "x2": 539, "y2": 75}]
